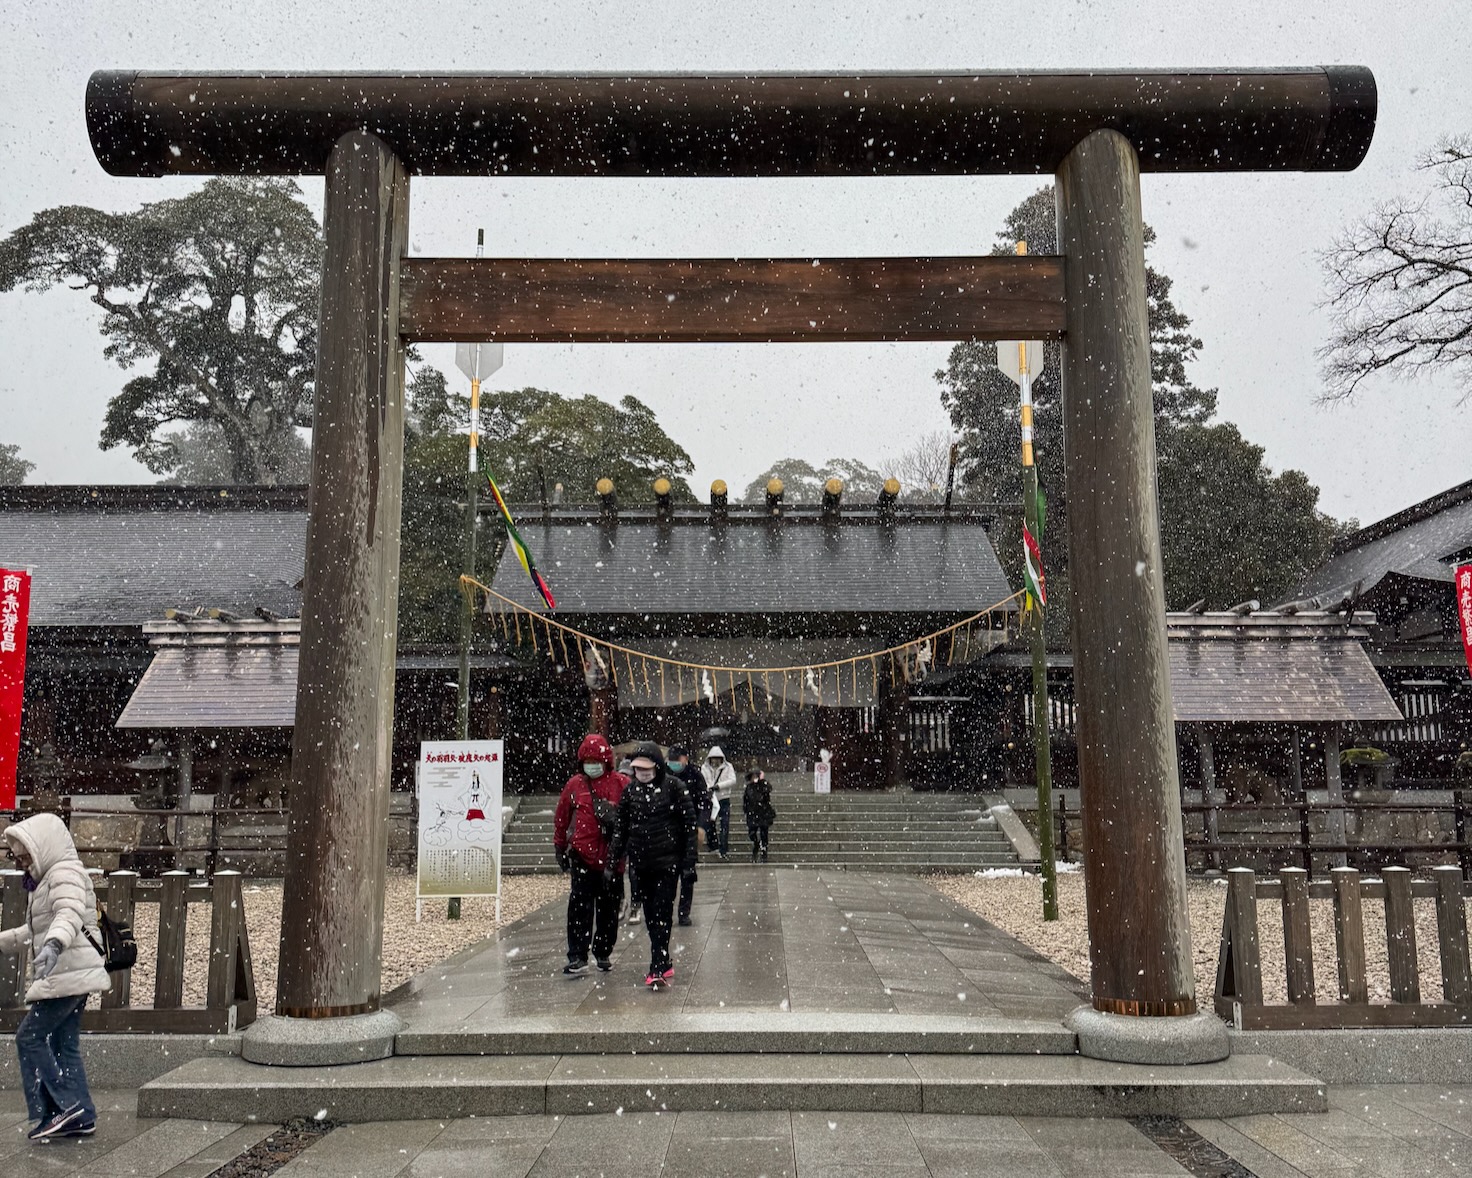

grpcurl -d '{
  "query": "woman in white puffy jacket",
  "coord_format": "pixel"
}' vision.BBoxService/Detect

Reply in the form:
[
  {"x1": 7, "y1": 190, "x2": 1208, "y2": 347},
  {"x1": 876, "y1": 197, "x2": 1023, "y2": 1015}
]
[
  {"x1": 699, "y1": 746, "x2": 738, "y2": 860},
  {"x1": 1, "y1": 813, "x2": 110, "y2": 1141}
]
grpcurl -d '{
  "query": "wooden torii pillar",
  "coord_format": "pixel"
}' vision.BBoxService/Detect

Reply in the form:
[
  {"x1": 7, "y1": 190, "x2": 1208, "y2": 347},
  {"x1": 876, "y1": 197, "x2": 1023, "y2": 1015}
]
[{"x1": 86, "y1": 67, "x2": 1375, "y2": 1063}]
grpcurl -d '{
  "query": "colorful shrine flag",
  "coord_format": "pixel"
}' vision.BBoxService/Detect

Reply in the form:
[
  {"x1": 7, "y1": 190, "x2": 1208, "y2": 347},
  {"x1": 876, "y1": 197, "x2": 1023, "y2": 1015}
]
[
  {"x1": 484, "y1": 472, "x2": 556, "y2": 611},
  {"x1": 0, "y1": 568, "x2": 31, "y2": 809},
  {"x1": 1456, "y1": 565, "x2": 1472, "y2": 677},
  {"x1": 1021, "y1": 478, "x2": 1047, "y2": 610},
  {"x1": 1022, "y1": 524, "x2": 1046, "y2": 610}
]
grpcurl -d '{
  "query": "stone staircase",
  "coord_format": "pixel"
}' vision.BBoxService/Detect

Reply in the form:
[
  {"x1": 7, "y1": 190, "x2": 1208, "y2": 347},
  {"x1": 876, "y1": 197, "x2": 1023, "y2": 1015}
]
[{"x1": 501, "y1": 774, "x2": 1022, "y2": 874}]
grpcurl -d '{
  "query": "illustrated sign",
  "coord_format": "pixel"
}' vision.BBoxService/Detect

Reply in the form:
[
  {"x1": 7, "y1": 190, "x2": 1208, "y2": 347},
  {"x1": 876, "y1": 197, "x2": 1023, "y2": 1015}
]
[
  {"x1": 1457, "y1": 565, "x2": 1472, "y2": 678},
  {"x1": 813, "y1": 752, "x2": 832, "y2": 794},
  {"x1": 0, "y1": 569, "x2": 31, "y2": 810},
  {"x1": 417, "y1": 740, "x2": 503, "y2": 899}
]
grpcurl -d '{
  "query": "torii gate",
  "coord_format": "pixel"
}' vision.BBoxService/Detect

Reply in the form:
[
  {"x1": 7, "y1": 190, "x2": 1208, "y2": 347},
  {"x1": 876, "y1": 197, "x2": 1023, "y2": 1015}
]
[{"x1": 87, "y1": 67, "x2": 1376, "y2": 1064}]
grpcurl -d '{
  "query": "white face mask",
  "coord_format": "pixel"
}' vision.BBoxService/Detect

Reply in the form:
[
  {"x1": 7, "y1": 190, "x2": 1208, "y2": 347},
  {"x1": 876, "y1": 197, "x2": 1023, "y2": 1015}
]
[
  {"x1": 634, "y1": 767, "x2": 657, "y2": 783},
  {"x1": 583, "y1": 762, "x2": 605, "y2": 778}
]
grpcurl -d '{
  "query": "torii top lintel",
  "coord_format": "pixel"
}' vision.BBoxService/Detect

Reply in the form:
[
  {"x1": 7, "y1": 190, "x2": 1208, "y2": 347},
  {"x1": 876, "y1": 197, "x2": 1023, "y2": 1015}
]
[{"x1": 87, "y1": 68, "x2": 1375, "y2": 179}]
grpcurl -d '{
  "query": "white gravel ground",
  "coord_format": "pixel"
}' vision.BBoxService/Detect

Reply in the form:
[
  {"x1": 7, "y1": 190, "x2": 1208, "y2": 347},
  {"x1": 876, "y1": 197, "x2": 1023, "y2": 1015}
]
[
  {"x1": 928, "y1": 870, "x2": 1463, "y2": 1006},
  {"x1": 120, "y1": 870, "x2": 566, "y2": 1012}
]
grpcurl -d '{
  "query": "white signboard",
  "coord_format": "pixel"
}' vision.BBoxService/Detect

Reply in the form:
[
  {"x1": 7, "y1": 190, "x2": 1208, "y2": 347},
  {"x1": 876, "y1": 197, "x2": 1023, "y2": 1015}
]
[
  {"x1": 813, "y1": 759, "x2": 832, "y2": 794},
  {"x1": 417, "y1": 740, "x2": 503, "y2": 900},
  {"x1": 996, "y1": 339, "x2": 1048, "y2": 386},
  {"x1": 454, "y1": 342, "x2": 504, "y2": 383}
]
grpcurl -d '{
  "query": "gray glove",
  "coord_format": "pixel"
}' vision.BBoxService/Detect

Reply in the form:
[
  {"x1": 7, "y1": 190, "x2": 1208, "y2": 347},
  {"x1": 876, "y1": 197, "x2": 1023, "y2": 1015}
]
[{"x1": 33, "y1": 940, "x2": 63, "y2": 981}]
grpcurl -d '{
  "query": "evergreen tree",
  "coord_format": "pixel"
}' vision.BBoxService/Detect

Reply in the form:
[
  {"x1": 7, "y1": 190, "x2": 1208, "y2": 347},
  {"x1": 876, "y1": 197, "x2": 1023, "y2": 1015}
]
[
  {"x1": 938, "y1": 186, "x2": 1339, "y2": 613},
  {"x1": 0, "y1": 442, "x2": 33, "y2": 486},
  {"x1": 0, "y1": 179, "x2": 321, "y2": 484}
]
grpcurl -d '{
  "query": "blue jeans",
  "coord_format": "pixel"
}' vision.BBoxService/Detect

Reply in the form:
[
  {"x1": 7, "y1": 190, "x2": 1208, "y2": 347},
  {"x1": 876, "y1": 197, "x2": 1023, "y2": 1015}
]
[
  {"x1": 16, "y1": 995, "x2": 94, "y2": 1124},
  {"x1": 715, "y1": 799, "x2": 731, "y2": 854}
]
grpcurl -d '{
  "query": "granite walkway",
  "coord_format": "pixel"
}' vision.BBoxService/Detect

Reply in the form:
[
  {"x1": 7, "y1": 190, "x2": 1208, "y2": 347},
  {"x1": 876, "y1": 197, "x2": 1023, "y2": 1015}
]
[
  {"x1": 389, "y1": 865, "x2": 1089, "y2": 1035},
  {"x1": 10, "y1": 1090, "x2": 1472, "y2": 1177}
]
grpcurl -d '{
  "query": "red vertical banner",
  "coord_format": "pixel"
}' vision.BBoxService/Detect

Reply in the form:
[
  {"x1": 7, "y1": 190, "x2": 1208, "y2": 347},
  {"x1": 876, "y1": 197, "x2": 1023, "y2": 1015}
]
[
  {"x1": 0, "y1": 568, "x2": 31, "y2": 810},
  {"x1": 1458, "y1": 565, "x2": 1472, "y2": 679}
]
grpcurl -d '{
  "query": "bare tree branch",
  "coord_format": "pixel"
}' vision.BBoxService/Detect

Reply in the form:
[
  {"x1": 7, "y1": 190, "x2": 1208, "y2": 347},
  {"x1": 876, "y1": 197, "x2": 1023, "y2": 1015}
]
[{"x1": 1318, "y1": 133, "x2": 1472, "y2": 402}]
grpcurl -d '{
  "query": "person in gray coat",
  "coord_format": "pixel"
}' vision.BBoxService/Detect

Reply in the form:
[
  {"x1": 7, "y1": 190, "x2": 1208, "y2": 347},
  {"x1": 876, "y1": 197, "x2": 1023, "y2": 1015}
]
[{"x1": 1, "y1": 813, "x2": 111, "y2": 1141}]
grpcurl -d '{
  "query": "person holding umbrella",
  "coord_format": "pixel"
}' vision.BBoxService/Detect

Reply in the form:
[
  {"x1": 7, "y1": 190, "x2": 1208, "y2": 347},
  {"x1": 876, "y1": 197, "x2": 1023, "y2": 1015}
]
[
  {"x1": 606, "y1": 742, "x2": 697, "y2": 988},
  {"x1": 743, "y1": 767, "x2": 777, "y2": 862}
]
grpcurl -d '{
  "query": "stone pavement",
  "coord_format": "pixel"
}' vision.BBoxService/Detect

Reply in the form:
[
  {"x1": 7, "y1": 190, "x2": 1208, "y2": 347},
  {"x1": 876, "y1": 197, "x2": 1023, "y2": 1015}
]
[
  {"x1": 391, "y1": 865, "x2": 1089, "y2": 1031},
  {"x1": 0, "y1": 1089, "x2": 274, "y2": 1178},
  {"x1": 9, "y1": 1092, "x2": 1472, "y2": 1177}
]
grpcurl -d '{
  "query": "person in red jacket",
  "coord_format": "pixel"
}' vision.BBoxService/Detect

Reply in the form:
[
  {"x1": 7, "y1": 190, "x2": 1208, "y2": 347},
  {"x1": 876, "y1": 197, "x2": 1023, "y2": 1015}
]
[{"x1": 553, "y1": 734, "x2": 628, "y2": 975}]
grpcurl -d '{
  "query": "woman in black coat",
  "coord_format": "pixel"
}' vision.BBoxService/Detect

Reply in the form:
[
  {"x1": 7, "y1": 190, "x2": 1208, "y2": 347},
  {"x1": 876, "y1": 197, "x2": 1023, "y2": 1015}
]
[
  {"x1": 607, "y1": 742, "x2": 697, "y2": 987},
  {"x1": 743, "y1": 769, "x2": 777, "y2": 862}
]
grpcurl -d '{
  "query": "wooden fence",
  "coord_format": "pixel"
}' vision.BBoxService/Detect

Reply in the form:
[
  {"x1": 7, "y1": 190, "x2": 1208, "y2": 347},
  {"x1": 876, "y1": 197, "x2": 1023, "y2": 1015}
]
[
  {"x1": 0, "y1": 869, "x2": 257, "y2": 1034},
  {"x1": 1053, "y1": 795, "x2": 1472, "y2": 878},
  {"x1": 1215, "y1": 865, "x2": 1472, "y2": 1030}
]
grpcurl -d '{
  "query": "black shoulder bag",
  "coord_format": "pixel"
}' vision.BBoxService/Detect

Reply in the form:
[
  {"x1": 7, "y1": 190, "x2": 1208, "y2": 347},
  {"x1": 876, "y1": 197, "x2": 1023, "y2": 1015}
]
[
  {"x1": 84, "y1": 906, "x2": 138, "y2": 974},
  {"x1": 582, "y1": 780, "x2": 619, "y2": 837}
]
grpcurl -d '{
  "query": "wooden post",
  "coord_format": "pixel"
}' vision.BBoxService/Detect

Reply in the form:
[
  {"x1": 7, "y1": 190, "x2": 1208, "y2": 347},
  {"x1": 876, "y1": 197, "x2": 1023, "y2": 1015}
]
[
  {"x1": 485, "y1": 685, "x2": 503, "y2": 740},
  {"x1": 275, "y1": 130, "x2": 410, "y2": 1019},
  {"x1": 175, "y1": 730, "x2": 194, "y2": 870},
  {"x1": 101, "y1": 871, "x2": 137, "y2": 1010},
  {"x1": 207, "y1": 871, "x2": 246, "y2": 1015},
  {"x1": 1279, "y1": 867, "x2": 1316, "y2": 1005},
  {"x1": 1433, "y1": 865, "x2": 1472, "y2": 1006},
  {"x1": 1324, "y1": 724, "x2": 1348, "y2": 869},
  {"x1": 1331, "y1": 866, "x2": 1368, "y2": 1005},
  {"x1": 590, "y1": 686, "x2": 615, "y2": 739},
  {"x1": 1289, "y1": 726, "x2": 1304, "y2": 795},
  {"x1": 1225, "y1": 867, "x2": 1263, "y2": 1006},
  {"x1": 880, "y1": 672, "x2": 905, "y2": 789},
  {"x1": 1056, "y1": 129, "x2": 1195, "y2": 1017},
  {"x1": 1199, "y1": 729, "x2": 1221, "y2": 871},
  {"x1": 0, "y1": 871, "x2": 25, "y2": 1007},
  {"x1": 1454, "y1": 789, "x2": 1470, "y2": 879},
  {"x1": 1382, "y1": 865, "x2": 1420, "y2": 1003},
  {"x1": 154, "y1": 870, "x2": 189, "y2": 1009}
]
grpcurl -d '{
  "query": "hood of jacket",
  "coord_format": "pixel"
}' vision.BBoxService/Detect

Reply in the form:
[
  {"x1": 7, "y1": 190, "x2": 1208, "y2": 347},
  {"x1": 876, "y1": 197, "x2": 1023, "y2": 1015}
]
[
  {"x1": 576, "y1": 733, "x2": 615, "y2": 771},
  {"x1": 4, "y1": 813, "x2": 80, "y2": 880},
  {"x1": 630, "y1": 741, "x2": 667, "y2": 786},
  {"x1": 705, "y1": 745, "x2": 726, "y2": 763}
]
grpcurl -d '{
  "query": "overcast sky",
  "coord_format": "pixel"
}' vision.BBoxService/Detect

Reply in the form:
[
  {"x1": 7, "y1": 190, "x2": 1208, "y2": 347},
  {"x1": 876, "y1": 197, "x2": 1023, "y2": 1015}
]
[{"x1": 2, "y1": 1, "x2": 1469, "y2": 525}]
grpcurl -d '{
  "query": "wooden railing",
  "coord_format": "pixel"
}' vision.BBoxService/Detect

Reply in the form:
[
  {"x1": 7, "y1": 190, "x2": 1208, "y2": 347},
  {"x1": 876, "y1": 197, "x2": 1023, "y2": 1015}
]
[
  {"x1": 1215, "y1": 865, "x2": 1472, "y2": 1030},
  {"x1": 0, "y1": 869, "x2": 257, "y2": 1034},
  {"x1": 1053, "y1": 795, "x2": 1472, "y2": 878}
]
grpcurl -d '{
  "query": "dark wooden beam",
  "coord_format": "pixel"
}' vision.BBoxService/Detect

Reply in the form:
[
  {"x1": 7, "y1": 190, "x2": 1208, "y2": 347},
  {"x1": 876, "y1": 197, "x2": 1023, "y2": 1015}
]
[
  {"x1": 86, "y1": 69, "x2": 1376, "y2": 179},
  {"x1": 398, "y1": 255, "x2": 1064, "y2": 343}
]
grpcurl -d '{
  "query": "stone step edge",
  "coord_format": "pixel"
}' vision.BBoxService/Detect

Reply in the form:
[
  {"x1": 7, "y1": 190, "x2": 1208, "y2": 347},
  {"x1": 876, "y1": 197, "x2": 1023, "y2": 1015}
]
[
  {"x1": 136, "y1": 1053, "x2": 1328, "y2": 1122},
  {"x1": 394, "y1": 1015, "x2": 1076, "y2": 1056}
]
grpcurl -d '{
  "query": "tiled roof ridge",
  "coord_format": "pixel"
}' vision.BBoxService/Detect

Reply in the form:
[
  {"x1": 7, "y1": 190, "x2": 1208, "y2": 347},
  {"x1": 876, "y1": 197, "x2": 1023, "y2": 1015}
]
[
  {"x1": 0, "y1": 484, "x2": 309, "y2": 512},
  {"x1": 1329, "y1": 476, "x2": 1472, "y2": 557}
]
